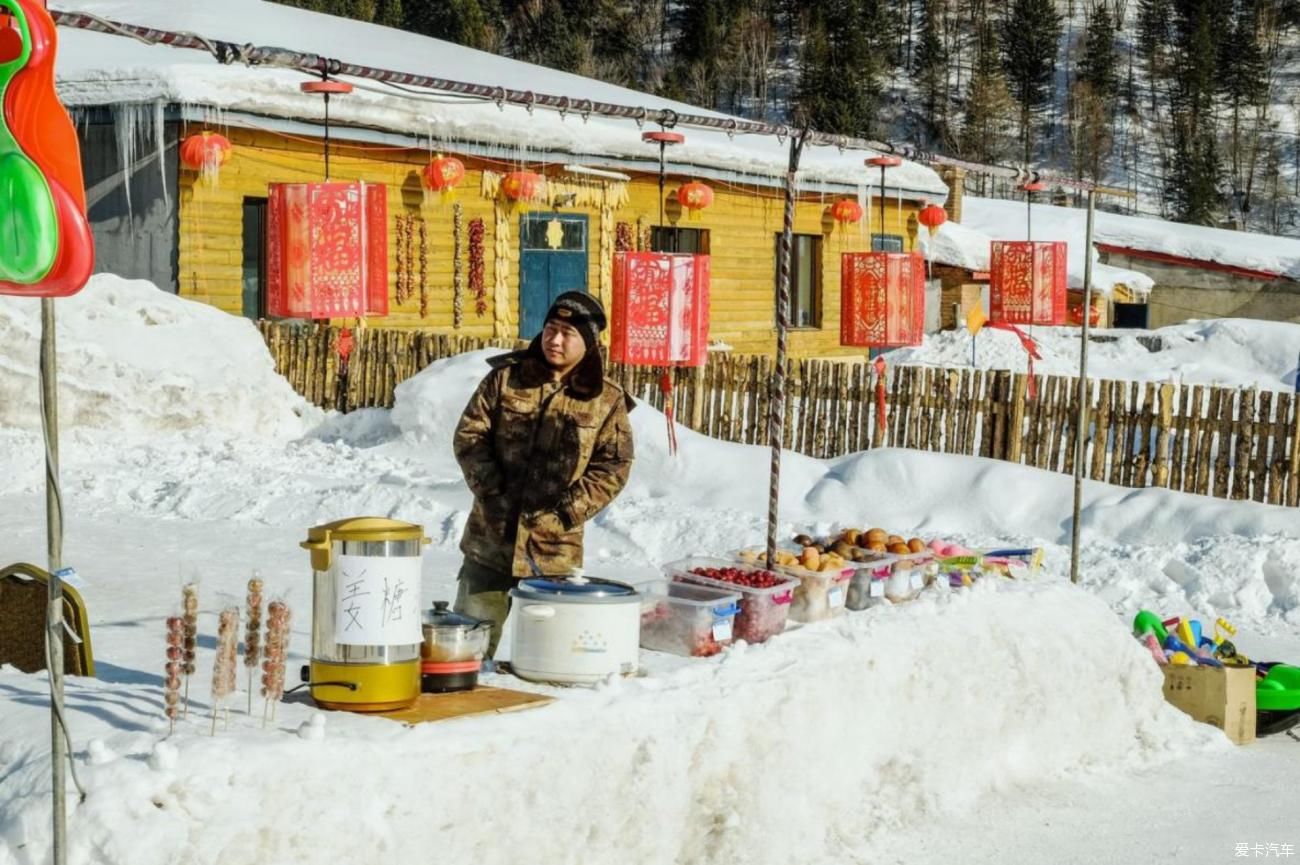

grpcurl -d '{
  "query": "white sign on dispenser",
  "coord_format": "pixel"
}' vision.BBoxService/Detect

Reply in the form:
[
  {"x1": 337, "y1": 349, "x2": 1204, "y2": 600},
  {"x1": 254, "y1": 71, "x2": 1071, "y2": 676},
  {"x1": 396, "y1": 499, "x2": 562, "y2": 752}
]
[{"x1": 333, "y1": 554, "x2": 422, "y2": 646}]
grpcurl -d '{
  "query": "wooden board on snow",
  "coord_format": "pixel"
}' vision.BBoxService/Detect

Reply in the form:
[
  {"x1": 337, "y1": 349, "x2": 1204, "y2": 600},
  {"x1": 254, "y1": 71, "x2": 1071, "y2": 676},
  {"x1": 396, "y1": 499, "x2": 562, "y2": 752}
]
[{"x1": 375, "y1": 686, "x2": 553, "y2": 725}]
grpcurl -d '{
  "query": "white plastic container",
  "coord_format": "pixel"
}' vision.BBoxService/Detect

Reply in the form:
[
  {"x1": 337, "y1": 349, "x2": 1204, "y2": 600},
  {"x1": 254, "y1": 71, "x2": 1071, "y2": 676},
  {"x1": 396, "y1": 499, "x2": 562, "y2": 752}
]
[
  {"x1": 662, "y1": 557, "x2": 797, "y2": 645},
  {"x1": 639, "y1": 580, "x2": 741, "y2": 657}
]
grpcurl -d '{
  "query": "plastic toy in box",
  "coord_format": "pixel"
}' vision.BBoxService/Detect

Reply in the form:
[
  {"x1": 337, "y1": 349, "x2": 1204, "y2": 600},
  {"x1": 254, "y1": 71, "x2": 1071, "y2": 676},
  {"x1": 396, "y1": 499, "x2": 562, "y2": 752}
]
[
  {"x1": 977, "y1": 548, "x2": 1044, "y2": 578},
  {"x1": 662, "y1": 557, "x2": 796, "y2": 645},
  {"x1": 640, "y1": 580, "x2": 741, "y2": 658}
]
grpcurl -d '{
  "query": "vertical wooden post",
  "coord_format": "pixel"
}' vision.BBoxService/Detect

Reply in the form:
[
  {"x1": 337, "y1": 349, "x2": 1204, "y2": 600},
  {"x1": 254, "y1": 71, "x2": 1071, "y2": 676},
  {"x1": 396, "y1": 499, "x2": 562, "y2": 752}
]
[
  {"x1": 1233, "y1": 388, "x2": 1256, "y2": 500},
  {"x1": 767, "y1": 131, "x2": 805, "y2": 563},
  {"x1": 1287, "y1": 393, "x2": 1300, "y2": 507},
  {"x1": 1091, "y1": 379, "x2": 1110, "y2": 481},
  {"x1": 1154, "y1": 383, "x2": 1174, "y2": 488},
  {"x1": 1253, "y1": 390, "x2": 1273, "y2": 503}
]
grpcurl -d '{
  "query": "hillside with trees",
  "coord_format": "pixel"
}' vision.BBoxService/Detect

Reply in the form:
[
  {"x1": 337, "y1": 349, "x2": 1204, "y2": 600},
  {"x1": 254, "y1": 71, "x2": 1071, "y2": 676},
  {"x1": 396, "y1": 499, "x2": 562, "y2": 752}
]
[{"x1": 271, "y1": 0, "x2": 1300, "y2": 234}]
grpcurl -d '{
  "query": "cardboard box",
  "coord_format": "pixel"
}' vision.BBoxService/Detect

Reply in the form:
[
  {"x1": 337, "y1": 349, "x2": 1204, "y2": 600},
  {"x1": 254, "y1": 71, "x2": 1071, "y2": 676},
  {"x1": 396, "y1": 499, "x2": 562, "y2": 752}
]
[{"x1": 1162, "y1": 665, "x2": 1256, "y2": 745}]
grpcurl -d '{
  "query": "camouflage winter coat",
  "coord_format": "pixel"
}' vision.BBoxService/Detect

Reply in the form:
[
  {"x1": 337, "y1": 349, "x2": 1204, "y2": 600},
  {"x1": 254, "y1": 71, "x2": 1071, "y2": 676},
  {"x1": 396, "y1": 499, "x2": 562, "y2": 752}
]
[{"x1": 454, "y1": 344, "x2": 635, "y2": 578}]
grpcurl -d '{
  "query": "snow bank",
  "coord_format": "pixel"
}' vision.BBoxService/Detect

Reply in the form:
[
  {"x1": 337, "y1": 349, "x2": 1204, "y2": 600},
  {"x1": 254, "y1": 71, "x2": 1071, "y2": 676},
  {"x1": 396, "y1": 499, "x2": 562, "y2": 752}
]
[
  {"x1": 0, "y1": 274, "x2": 320, "y2": 439},
  {"x1": 53, "y1": 0, "x2": 947, "y2": 198},
  {"x1": 886, "y1": 318, "x2": 1300, "y2": 391},
  {"x1": 963, "y1": 196, "x2": 1300, "y2": 280},
  {"x1": 0, "y1": 582, "x2": 1223, "y2": 865}
]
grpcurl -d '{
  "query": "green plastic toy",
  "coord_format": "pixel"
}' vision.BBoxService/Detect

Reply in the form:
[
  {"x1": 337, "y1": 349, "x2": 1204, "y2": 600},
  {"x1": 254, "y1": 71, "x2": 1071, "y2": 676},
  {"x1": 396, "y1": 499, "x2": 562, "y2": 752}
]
[{"x1": 1256, "y1": 665, "x2": 1300, "y2": 713}]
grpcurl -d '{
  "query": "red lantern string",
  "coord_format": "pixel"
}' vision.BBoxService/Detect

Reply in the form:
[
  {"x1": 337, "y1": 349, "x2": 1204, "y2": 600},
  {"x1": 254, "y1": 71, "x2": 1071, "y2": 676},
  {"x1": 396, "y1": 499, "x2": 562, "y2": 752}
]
[
  {"x1": 179, "y1": 131, "x2": 232, "y2": 184},
  {"x1": 830, "y1": 198, "x2": 864, "y2": 229}
]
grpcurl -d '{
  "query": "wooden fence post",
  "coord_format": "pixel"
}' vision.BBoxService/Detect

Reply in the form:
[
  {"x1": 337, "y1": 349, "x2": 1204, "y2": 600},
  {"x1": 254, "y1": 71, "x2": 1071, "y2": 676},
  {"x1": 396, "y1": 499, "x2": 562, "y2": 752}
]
[{"x1": 1154, "y1": 383, "x2": 1174, "y2": 488}]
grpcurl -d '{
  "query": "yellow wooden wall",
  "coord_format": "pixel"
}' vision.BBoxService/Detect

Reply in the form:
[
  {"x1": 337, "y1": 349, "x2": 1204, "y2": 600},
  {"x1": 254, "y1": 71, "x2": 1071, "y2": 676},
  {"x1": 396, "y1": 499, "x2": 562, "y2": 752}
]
[{"x1": 178, "y1": 125, "x2": 924, "y2": 358}]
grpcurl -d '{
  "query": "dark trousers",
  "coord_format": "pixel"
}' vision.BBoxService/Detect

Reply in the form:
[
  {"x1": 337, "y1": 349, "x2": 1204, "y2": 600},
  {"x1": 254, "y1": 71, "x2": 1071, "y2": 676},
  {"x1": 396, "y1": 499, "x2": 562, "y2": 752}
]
[{"x1": 453, "y1": 558, "x2": 516, "y2": 658}]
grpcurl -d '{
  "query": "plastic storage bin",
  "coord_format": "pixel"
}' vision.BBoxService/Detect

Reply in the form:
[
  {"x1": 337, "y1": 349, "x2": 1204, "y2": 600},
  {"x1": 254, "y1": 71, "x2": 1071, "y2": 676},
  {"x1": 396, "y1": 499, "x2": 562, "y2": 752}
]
[
  {"x1": 662, "y1": 557, "x2": 797, "y2": 645},
  {"x1": 730, "y1": 549, "x2": 853, "y2": 623},
  {"x1": 845, "y1": 556, "x2": 897, "y2": 611},
  {"x1": 883, "y1": 552, "x2": 937, "y2": 602},
  {"x1": 639, "y1": 580, "x2": 741, "y2": 657}
]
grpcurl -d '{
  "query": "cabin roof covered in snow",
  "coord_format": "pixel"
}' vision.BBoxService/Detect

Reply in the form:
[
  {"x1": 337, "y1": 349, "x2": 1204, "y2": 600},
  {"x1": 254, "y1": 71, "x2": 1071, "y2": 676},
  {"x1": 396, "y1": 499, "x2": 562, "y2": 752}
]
[
  {"x1": 962, "y1": 196, "x2": 1300, "y2": 282},
  {"x1": 921, "y1": 216, "x2": 1155, "y2": 297},
  {"x1": 50, "y1": 0, "x2": 948, "y2": 198}
]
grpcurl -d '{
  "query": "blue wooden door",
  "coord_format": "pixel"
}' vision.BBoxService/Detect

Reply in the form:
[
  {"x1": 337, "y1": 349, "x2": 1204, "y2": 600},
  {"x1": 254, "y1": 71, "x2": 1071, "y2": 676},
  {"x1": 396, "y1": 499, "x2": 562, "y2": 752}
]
[{"x1": 518, "y1": 213, "x2": 589, "y2": 340}]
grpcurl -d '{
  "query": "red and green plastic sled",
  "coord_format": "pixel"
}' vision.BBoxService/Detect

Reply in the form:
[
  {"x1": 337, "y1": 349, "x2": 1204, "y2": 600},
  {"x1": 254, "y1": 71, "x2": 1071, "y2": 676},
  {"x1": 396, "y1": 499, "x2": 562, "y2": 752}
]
[{"x1": 0, "y1": 0, "x2": 93, "y2": 297}]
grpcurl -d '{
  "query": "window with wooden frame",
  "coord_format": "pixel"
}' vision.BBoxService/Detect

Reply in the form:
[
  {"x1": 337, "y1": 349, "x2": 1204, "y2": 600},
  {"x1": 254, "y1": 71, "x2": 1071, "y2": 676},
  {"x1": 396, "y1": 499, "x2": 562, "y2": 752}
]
[
  {"x1": 241, "y1": 197, "x2": 267, "y2": 320},
  {"x1": 651, "y1": 226, "x2": 711, "y2": 255},
  {"x1": 775, "y1": 233, "x2": 823, "y2": 329}
]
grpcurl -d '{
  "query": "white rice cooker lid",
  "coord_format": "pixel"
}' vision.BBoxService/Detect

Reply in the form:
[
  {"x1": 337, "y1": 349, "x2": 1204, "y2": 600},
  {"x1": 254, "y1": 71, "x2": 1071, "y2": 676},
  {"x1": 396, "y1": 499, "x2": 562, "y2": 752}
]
[{"x1": 511, "y1": 577, "x2": 639, "y2": 604}]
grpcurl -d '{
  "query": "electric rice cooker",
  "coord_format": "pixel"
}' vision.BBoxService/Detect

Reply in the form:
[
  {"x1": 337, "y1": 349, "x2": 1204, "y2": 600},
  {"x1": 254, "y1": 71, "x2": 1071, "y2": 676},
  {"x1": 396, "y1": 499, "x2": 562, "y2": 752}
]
[{"x1": 508, "y1": 575, "x2": 640, "y2": 685}]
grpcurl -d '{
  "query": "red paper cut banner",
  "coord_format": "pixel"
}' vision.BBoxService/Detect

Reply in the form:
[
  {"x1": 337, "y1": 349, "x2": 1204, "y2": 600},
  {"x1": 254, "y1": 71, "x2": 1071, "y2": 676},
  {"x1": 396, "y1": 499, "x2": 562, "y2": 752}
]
[
  {"x1": 610, "y1": 251, "x2": 711, "y2": 367},
  {"x1": 840, "y1": 251, "x2": 926, "y2": 349},
  {"x1": 989, "y1": 240, "x2": 1067, "y2": 326},
  {"x1": 266, "y1": 181, "x2": 389, "y2": 319}
]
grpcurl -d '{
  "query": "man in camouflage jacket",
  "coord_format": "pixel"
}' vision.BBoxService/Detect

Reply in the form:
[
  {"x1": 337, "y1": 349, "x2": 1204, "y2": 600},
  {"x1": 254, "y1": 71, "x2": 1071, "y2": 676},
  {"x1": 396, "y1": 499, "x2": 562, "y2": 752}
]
[{"x1": 453, "y1": 291, "x2": 634, "y2": 654}]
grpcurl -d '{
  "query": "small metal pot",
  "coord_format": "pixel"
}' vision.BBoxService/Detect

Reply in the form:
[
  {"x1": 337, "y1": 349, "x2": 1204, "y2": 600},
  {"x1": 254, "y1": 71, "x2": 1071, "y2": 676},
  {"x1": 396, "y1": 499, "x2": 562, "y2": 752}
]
[{"x1": 420, "y1": 601, "x2": 491, "y2": 692}]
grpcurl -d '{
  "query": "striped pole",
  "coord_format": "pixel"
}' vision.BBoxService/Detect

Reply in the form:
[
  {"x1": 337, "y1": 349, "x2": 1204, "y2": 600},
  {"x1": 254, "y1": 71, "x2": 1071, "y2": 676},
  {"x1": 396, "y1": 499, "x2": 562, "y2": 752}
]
[{"x1": 768, "y1": 131, "x2": 807, "y2": 565}]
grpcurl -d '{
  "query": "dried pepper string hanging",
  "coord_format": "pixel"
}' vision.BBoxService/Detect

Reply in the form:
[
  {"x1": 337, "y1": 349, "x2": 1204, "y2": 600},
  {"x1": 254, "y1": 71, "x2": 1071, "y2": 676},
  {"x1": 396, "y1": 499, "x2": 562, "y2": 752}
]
[
  {"x1": 468, "y1": 217, "x2": 487, "y2": 316},
  {"x1": 418, "y1": 215, "x2": 428, "y2": 319}
]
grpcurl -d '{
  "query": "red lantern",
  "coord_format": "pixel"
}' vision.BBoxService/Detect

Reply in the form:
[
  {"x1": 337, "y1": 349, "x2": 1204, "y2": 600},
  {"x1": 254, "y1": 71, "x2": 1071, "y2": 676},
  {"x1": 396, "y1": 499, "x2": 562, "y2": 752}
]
[
  {"x1": 918, "y1": 203, "x2": 947, "y2": 230},
  {"x1": 422, "y1": 155, "x2": 465, "y2": 194},
  {"x1": 830, "y1": 198, "x2": 864, "y2": 228},
  {"x1": 266, "y1": 181, "x2": 389, "y2": 319},
  {"x1": 179, "y1": 131, "x2": 232, "y2": 184},
  {"x1": 989, "y1": 241, "x2": 1068, "y2": 326},
  {"x1": 610, "y1": 252, "x2": 711, "y2": 367},
  {"x1": 840, "y1": 251, "x2": 926, "y2": 348},
  {"x1": 500, "y1": 171, "x2": 545, "y2": 207},
  {"x1": 1068, "y1": 299, "x2": 1101, "y2": 327},
  {"x1": 676, "y1": 181, "x2": 713, "y2": 221}
]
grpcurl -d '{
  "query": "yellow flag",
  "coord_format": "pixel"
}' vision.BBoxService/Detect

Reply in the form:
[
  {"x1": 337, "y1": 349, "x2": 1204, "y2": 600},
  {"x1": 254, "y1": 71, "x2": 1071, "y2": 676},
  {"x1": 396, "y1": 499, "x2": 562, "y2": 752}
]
[{"x1": 965, "y1": 304, "x2": 987, "y2": 335}]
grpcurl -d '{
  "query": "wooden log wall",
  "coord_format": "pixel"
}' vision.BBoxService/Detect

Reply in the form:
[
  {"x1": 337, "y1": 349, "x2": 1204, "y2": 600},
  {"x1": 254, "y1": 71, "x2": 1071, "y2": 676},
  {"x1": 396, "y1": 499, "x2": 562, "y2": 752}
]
[{"x1": 257, "y1": 321, "x2": 1300, "y2": 507}]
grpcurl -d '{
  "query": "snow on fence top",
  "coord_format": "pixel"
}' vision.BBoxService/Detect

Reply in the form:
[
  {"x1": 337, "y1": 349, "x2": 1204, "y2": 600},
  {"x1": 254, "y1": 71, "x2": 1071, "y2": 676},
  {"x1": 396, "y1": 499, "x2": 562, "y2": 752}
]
[
  {"x1": 51, "y1": 0, "x2": 949, "y2": 198},
  {"x1": 963, "y1": 196, "x2": 1300, "y2": 282}
]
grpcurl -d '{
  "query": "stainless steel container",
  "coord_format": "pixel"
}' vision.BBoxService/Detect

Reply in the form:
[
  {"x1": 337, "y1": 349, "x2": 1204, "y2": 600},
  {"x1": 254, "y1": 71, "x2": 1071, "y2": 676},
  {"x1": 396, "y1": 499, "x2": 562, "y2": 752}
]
[{"x1": 301, "y1": 517, "x2": 429, "y2": 712}]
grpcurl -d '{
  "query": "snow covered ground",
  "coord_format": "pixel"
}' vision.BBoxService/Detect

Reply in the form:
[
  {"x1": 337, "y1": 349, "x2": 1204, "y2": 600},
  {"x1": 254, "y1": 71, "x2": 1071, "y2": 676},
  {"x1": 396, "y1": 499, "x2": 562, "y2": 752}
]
[{"x1": 1, "y1": 277, "x2": 1297, "y2": 864}]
